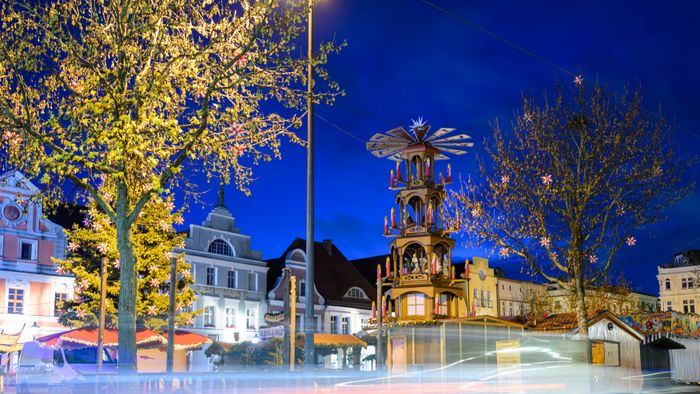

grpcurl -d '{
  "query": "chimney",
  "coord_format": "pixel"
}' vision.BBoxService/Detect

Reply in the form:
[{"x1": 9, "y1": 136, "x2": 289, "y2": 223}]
[{"x1": 323, "y1": 239, "x2": 333, "y2": 256}]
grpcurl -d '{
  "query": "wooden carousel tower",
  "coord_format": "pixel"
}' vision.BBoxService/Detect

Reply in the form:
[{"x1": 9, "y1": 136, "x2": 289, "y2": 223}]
[{"x1": 367, "y1": 117, "x2": 474, "y2": 322}]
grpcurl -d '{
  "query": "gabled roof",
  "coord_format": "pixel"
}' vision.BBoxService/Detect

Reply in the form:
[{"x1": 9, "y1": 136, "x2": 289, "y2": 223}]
[
  {"x1": 0, "y1": 171, "x2": 40, "y2": 194},
  {"x1": 530, "y1": 310, "x2": 644, "y2": 341},
  {"x1": 267, "y1": 238, "x2": 376, "y2": 308}
]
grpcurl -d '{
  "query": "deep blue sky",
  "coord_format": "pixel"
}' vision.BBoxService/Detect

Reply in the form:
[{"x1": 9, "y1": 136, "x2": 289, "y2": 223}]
[{"x1": 181, "y1": 0, "x2": 700, "y2": 295}]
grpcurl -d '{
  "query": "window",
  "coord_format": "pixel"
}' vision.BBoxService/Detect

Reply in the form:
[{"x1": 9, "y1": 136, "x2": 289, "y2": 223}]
[
  {"x1": 683, "y1": 300, "x2": 688, "y2": 314},
  {"x1": 207, "y1": 239, "x2": 234, "y2": 256},
  {"x1": 344, "y1": 287, "x2": 367, "y2": 299},
  {"x1": 508, "y1": 302, "x2": 513, "y2": 317},
  {"x1": 554, "y1": 300, "x2": 562, "y2": 310},
  {"x1": 246, "y1": 309, "x2": 256, "y2": 330},
  {"x1": 8, "y1": 288, "x2": 24, "y2": 314},
  {"x1": 341, "y1": 317, "x2": 350, "y2": 334},
  {"x1": 360, "y1": 317, "x2": 369, "y2": 328},
  {"x1": 203, "y1": 306, "x2": 215, "y2": 327},
  {"x1": 690, "y1": 300, "x2": 696, "y2": 314},
  {"x1": 0, "y1": 235, "x2": 4, "y2": 257},
  {"x1": 299, "y1": 281, "x2": 306, "y2": 298},
  {"x1": 295, "y1": 314, "x2": 302, "y2": 332},
  {"x1": 487, "y1": 291, "x2": 492, "y2": 308},
  {"x1": 682, "y1": 279, "x2": 687, "y2": 289},
  {"x1": 248, "y1": 272, "x2": 257, "y2": 291},
  {"x1": 330, "y1": 316, "x2": 339, "y2": 333},
  {"x1": 19, "y1": 240, "x2": 37, "y2": 261},
  {"x1": 206, "y1": 267, "x2": 215, "y2": 286},
  {"x1": 437, "y1": 293, "x2": 448, "y2": 315},
  {"x1": 314, "y1": 316, "x2": 320, "y2": 331},
  {"x1": 225, "y1": 308, "x2": 236, "y2": 328},
  {"x1": 480, "y1": 289, "x2": 485, "y2": 307},
  {"x1": 665, "y1": 279, "x2": 671, "y2": 290},
  {"x1": 666, "y1": 301, "x2": 672, "y2": 312},
  {"x1": 406, "y1": 293, "x2": 425, "y2": 316},
  {"x1": 227, "y1": 271, "x2": 236, "y2": 289},
  {"x1": 473, "y1": 289, "x2": 478, "y2": 305},
  {"x1": 689, "y1": 278, "x2": 694, "y2": 289},
  {"x1": 54, "y1": 293, "x2": 68, "y2": 316}
]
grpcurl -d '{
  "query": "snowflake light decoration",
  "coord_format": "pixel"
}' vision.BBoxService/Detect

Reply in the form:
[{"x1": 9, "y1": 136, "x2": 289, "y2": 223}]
[
  {"x1": 76, "y1": 308, "x2": 86, "y2": 319},
  {"x1": 68, "y1": 242, "x2": 80, "y2": 252},
  {"x1": 113, "y1": 260, "x2": 120, "y2": 269},
  {"x1": 588, "y1": 254, "x2": 598, "y2": 264},
  {"x1": 182, "y1": 269, "x2": 192, "y2": 279},
  {"x1": 523, "y1": 112, "x2": 532, "y2": 123},
  {"x1": 574, "y1": 75, "x2": 584, "y2": 86},
  {"x1": 148, "y1": 264, "x2": 159, "y2": 272},
  {"x1": 147, "y1": 305, "x2": 159, "y2": 316},
  {"x1": 626, "y1": 236, "x2": 637, "y2": 246},
  {"x1": 541, "y1": 174, "x2": 553, "y2": 186},
  {"x1": 498, "y1": 247, "x2": 510, "y2": 258},
  {"x1": 539, "y1": 236, "x2": 551, "y2": 248},
  {"x1": 149, "y1": 277, "x2": 160, "y2": 287},
  {"x1": 56, "y1": 266, "x2": 66, "y2": 275},
  {"x1": 409, "y1": 116, "x2": 426, "y2": 130},
  {"x1": 500, "y1": 175, "x2": 510, "y2": 185},
  {"x1": 186, "y1": 316, "x2": 195, "y2": 326},
  {"x1": 96, "y1": 242, "x2": 109, "y2": 254}
]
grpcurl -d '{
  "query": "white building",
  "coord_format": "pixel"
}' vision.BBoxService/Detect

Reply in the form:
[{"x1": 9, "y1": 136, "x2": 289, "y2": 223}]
[{"x1": 175, "y1": 195, "x2": 268, "y2": 345}]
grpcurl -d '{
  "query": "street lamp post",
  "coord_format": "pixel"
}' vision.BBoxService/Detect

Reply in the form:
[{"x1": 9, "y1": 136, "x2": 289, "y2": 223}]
[{"x1": 304, "y1": 0, "x2": 316, "y2": 369}]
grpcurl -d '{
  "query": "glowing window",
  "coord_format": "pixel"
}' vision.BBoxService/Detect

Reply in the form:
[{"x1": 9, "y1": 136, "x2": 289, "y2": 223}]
[{"x1": 406, "y1": 293, "x2": 425, "y2": 316}]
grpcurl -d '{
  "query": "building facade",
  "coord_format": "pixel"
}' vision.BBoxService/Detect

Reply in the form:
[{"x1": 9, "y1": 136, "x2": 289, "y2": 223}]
[
  {"x1": 0, "y1": 171, "x2": 74, "y2": 343},
  {"x1": 658, "y1": 251, "x2": 700, "y2": 314},
  {"x1": 496, "y1": 276, "x2": 547, "y2": 318},
  {"x1": 266, "y1": 239, "x2": 375, "y2": 337},
  {"x1": 175, "y1": 196, "x2": 268, "y2": 344}
]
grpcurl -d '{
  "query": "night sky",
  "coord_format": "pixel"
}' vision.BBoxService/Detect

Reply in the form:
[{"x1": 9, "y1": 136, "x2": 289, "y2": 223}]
[{"x1": 180, "y1": 0, "x2": 700, "y2": 295}]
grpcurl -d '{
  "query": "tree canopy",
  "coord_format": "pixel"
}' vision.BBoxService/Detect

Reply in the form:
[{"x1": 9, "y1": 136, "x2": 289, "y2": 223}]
[{"x1": 0, "y1": 0, "x2": 341, "y2": 371}]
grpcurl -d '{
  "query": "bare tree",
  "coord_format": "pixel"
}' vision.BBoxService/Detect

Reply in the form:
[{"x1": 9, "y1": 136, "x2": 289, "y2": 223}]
[{"x1": 448, "y1": 80, "x2": 692, "y2": 341}]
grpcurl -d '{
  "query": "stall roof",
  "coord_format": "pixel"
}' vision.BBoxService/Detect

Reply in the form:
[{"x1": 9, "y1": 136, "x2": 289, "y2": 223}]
[
  {"x1": 36, "y1": 328, "x2": 211, "y2": 351},
  {"x1": 530, "y1": 310, "x2": 644, "y2": 341},
  {"x1": 313, "y1": 334, "x2": 367, "y2": 348}
]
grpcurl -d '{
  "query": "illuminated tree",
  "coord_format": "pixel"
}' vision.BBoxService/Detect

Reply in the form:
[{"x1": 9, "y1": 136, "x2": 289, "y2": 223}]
[
  {"x1": 54, "y1": 194, "x2": 196, "y2": 331},
  {"x1": 0, "y1": 0, "x2": 340, "y2": 370},
  {"x1": 449, "y1": 80, "x2": 692, "y2": 339}
]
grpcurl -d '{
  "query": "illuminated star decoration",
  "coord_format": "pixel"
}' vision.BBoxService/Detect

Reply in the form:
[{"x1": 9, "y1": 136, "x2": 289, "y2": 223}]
[
  {"x1": 541, "y1": 174, "x2": 553, "y2": 186},
  {"x1": 68, "y1": 242, "x2": 80, "y2": 252},
  {"x1": 176, "y1": 302, "x2": 183, "y2": 311},
  {"x1": 165, "y1": 201, "x2": 175, "y2": 211},
  {"x1": 182, "y1": 269, "x2": 192, "y2": 279},
  {"x1": 82, "y1": 216, "x2": 91, "y2": 228},
  {"x1": 147, "y1": 305, "x2": 159, "y2": 316},
  {"x1": 498, "y1": 247, "x2": 510, "y2": 258},
  {"x1": 163, "y1": 251, "x2": 171, "y2": 261},
  {"x1": 539, "y1": 236, "x2": 551, "y2": 248},
  {"x1": 148, "y1": 264, "x2": 159, "y2": 272},
  {"x1": 113, "y1": 260, "x2": 120, "y2": 269},
  {"x1": 588, "y1": 254, "x2": 598, "y2": 264},
  {"x1": 626, "y1": 236, "x2": 637, "y2": 246},
  {"x1": 76, "y1": 308, "x2": 86, "y2": 319},
  {"x1": 96, "y1": 242, "x2": 109, "y2": 254},
  {"x1": 409, "y1": 116, "x2": 427, "y2": 130},
  {"x1": 79, "y1": 278, "x2": 90, "y2": 290},
  {"x1": 149, "y1": 277, "x2": 160, "y2": 287},
  {"x1": 56, "y1": 266, "x2": 66, "y2": 275},
  {"x1": 186, "y1": 316, "x2": 195, "y2": 326},
  {"x1": 227, "y1": 123, "x2": 244, "y2": 139},
  {"x1": 233, "y1": 143, "x2": 246, "y2": 157},
  {"x1": 500, "y1": 175, "x2": 510, "y2": 184},
  {"x1": 574, "y1": 75, "x2": 584, "y2": 86},
  {"x1": 158, "y1": 220, "x2": 171, "y2": 232},
  {"x1": 471, "y1": 207, "x2": 481, "y2": 218},
  {"x1": 174, "y1": 215, "x2": 184, "y2": 225},
  {"x1": 523, "y1": 112, "x2": 532, "y2": 123}
]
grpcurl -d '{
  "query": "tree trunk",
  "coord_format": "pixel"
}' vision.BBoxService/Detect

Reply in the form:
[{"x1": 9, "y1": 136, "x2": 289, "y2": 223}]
[
  {"x1": 573, "y1": 270, "x2": 591, "y2": 363},
  {"x1": 116, "y1": 184, "x2": 137, "y2": 374}
]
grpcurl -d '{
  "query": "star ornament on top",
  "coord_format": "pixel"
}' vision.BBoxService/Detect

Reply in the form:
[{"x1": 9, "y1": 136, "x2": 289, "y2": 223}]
[{"x1": 409, "y1": 116, "x2": 427, "y2": 130}]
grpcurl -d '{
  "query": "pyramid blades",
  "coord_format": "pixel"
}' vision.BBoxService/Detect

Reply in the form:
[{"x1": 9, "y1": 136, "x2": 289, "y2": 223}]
[
  {"x1": 384, "y1": 127, "x2": 413, "y2": 141},
  {"x1": 424, "y1": 127, "x2": 456, "y2": 142}
]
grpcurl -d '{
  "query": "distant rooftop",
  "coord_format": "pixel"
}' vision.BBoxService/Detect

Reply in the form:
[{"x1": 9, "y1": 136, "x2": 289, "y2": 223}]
[{"x1": 659, "y1": 250, "x2": 700, "y2": 268}]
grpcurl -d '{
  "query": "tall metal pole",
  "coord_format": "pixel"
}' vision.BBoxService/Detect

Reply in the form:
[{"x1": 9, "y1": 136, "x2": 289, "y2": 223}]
[
  {"x1": 97, "y1": 257, "x2": 108, "y2": 372},
  {"x1": 166, "y1": 256, "x2": 177, "y2": 374},
  {"x1": 304, "y1": 0, "x2": 316, "y2": 369},
  {"x1": 376, "y1": 265, "x2": 383, "y2": 370}
]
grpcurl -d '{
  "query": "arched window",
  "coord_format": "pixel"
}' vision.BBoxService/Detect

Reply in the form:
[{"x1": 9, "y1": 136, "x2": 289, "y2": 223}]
[
  {"x1": 344, "y1": 287, "x2": 368, "y2": 300},
  {"x1": 207, "y1": 239, "x2": 234, "y2": 256}
]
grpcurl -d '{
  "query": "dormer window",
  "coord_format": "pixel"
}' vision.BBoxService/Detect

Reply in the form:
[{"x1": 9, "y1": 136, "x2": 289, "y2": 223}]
[
  {"x1": 207, "y1": 239, "x2": 234, "y2": 256},
  {"x1": 344, "y1": 287, "x2": 368, "y2": 300}
]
